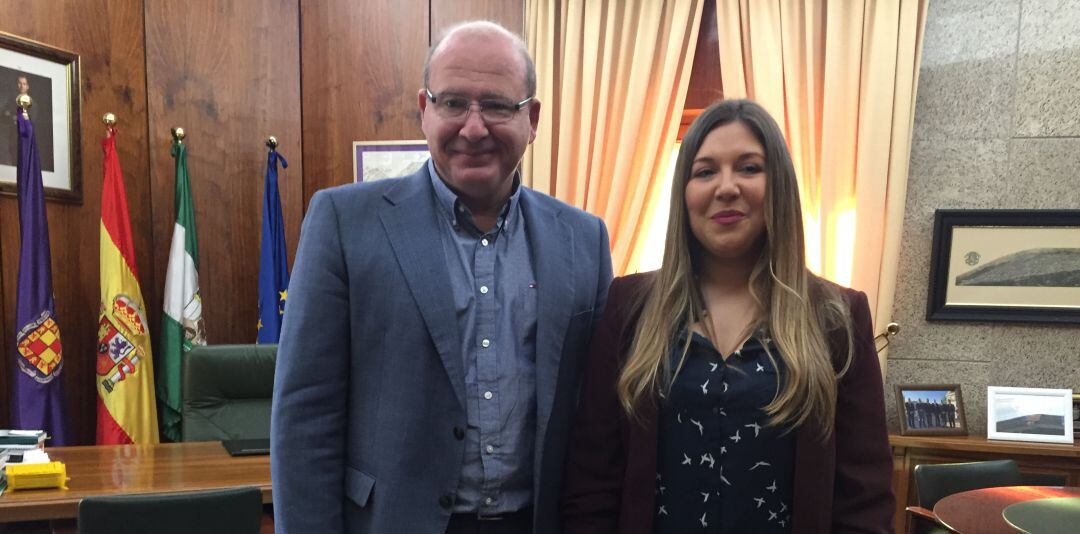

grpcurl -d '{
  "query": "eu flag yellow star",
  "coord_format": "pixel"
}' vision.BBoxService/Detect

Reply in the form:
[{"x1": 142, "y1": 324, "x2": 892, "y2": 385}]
[
  {"x1": 257, "y1": 318, "x2": 263, "y2": 330},
  {"x1": 278, "y1": 289, "x2": 288, "y2": 302}
]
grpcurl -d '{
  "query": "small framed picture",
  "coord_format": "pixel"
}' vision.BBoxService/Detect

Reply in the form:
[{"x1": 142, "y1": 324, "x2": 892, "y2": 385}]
[
  {"x1": 987, "y1": 387, "x2": 1074, "y2": 444},
  {"x1": 0, "y1": 31, "x2": 82, "y2": 203},
  {"x1": 353, "y1": 140, "x2": 429, "y2": 183},
  {"x1": 895, "y1": 384, "x2": 967, "y2": 436},
  {"x1": 1072, "y1": 394, "x2": 1080, "y2": 440}
]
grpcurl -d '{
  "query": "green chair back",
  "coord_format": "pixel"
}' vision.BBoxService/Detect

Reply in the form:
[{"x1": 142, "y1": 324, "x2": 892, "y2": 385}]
[
  {"x1": 182, "y1": 344, "x2": 276, "y2": 442},
  {"x1": 914, "y1": 459, "x2": 1022, "y2": 510},
  {"x1": 77, "y1": 486, "x2": 262, "y2": 534}
]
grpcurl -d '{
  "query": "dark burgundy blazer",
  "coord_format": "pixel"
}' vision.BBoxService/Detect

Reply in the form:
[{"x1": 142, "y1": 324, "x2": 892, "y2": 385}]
[{"x1": 561, "y1": 273, "x2": 895, "y2": 533}]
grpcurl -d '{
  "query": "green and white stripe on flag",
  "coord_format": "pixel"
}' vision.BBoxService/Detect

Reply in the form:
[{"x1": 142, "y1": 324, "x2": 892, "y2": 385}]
[{"x1": 156, "y1": 138, "x2": 206, "y2": 442}]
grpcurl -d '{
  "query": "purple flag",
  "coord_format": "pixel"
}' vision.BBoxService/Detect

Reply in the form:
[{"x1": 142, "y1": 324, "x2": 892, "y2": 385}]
[{"x1": 11, "y1": 110, "x2": 69, "y2": 445}]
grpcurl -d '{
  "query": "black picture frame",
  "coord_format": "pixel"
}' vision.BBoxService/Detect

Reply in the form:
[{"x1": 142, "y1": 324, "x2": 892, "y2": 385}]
[
  {"x1": 0, "y1": 31, "x2": 82, "y2": 203},
  {"x1": 926, "y1": 209, "x2": 1080, "y2": 324},
  {"x1": 895, "y1": 383, "x2": 967, "y2": 436}
]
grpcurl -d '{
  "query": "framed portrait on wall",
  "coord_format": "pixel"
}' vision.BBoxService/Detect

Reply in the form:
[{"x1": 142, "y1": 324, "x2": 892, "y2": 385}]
[
  {"x1": 352, "y1": 140, "x2": 429, "y2": 183},
  {"x1": 987, "y1": 386, "x2": 1074, "y2": 444},
  {"x1": 0, "y1": 31, "x2": 81, "y2": 203},
  {"x1": 926, "y1": 210, "x2": 1080, "y2": 324},
  {"x1": 895, "y1": 384, "x2": 967, "y2": 436}
]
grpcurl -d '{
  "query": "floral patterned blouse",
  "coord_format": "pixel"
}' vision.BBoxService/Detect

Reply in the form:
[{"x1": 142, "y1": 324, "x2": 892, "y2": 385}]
[{"x1": 654, "y1": 329, "x2": 795, "y2": 533}]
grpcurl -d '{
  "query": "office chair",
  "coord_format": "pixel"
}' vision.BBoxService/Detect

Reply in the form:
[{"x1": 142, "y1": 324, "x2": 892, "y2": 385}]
[
  {"x1": 77, "y1": 486, "x2": 262, "y2": 534},
  {"x1": 906, "y1": 459, "x2": 1022, "y2": 534},
  {"x1": 182, "y1": 344, "x2": 277, "y2": 442}
]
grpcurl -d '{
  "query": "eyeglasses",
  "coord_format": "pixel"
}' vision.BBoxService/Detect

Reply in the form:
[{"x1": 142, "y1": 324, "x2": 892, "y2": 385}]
[{"x1": 424, "y1": 88, "x2": 533, "y2": 124}]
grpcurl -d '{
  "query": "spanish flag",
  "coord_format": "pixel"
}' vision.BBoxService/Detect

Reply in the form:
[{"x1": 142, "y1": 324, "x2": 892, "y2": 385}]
[{"x1": 96, "y1": 129, "x2": 159, "y2": 444}]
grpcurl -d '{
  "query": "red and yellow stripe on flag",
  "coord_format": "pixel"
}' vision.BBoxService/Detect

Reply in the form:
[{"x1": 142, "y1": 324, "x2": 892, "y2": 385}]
[{"x1": 96, "y1": 130, "x2": 160, "y2": 444}]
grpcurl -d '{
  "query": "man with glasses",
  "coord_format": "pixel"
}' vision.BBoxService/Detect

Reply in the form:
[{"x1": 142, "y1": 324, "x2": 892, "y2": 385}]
[{"x1": 272, "y1": 20, "x2": 612, "y2": 534}]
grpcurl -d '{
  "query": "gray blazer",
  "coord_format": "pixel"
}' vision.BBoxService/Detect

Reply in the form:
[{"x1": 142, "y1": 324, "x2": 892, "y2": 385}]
[{"x1": 271, "y1": 165, "x2": 613, "y2": 533}]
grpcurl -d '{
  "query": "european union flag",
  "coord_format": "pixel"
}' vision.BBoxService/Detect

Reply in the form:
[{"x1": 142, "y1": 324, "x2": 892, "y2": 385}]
[{"x1": 257, "y1": 147, "x2": 289, "y2": 343}]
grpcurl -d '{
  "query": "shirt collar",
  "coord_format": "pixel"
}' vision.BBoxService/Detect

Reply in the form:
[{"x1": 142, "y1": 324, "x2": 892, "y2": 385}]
[{"x1": 427, "y1": 159, "x2": 522, "y2": 235}]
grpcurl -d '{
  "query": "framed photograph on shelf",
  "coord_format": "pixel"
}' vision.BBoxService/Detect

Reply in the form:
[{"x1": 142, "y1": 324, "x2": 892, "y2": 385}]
[
  {"x1": 926, "y1": 210, "x2": 1080, "y2": 324},
  {"x1": 987, "y1": 387, "x2": 1074, "y2": 444},
  {"x1": 0, "y1": 31, "x2": 81, "y2": 203},
  {"x1": 353, "y1": 140, "x2": 429, "y2": 183},
  {"x1": 895, "y1": 384, "x2": 967, "y2": 436},
  {"x1": 1073, "y1": 394, "x2": 1080, "y2": 440}
]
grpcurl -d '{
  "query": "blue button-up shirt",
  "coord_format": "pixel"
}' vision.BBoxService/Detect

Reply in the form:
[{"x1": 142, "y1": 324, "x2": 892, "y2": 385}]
[{"x1": 428, "y1": 161, "x2": 538, "y2": 515}]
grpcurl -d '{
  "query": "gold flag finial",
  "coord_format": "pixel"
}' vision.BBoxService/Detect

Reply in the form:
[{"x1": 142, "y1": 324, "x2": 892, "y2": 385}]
[
  {"x1": 266, "y1": 136, "x2": 278, "y2": 149},
  {"x1": 171, "y1": 127, "x2": 186, "y2": 142},
  {"x1": 103, "y1": 112, "x2": 117, "y2": 137},
  {"x1": 16, "y1": 93, "x2": 32, "y2": 119}
]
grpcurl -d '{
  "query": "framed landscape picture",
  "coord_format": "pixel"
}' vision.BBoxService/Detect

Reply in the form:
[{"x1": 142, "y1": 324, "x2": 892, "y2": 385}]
[
  {"x1": 926, "y1": 210, "x2": 1080, "y2": 323},
  {"x1": 0, "y1": 31, "x2": 81, "y2": 203},
  {"x1": 353, "y1": 140, "x2": 429, "y2": 183},
  {"x1": 895, "y1": 384, "x2": 967, "y2": 436},
  {"x1": 987, "y1": 387, "x2": 1074, "y2": 444}
]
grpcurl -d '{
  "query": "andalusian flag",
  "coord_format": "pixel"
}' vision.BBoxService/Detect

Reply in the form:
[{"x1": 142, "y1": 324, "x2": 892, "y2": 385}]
[
  {"x1": 96, "y1": 130, "x2": 159, "y2": 444},
  {"x1": 257, "y1": 147, "x2": 289, "y2": 343},
  {"x1": 156, "y1": 137, "x2": 205, "y2": 442}
]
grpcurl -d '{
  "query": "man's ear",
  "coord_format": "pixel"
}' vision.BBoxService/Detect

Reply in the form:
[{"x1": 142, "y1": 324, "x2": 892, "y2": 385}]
[{"x1": 528, "y1": 98, "x2": 541, "y2": 143}]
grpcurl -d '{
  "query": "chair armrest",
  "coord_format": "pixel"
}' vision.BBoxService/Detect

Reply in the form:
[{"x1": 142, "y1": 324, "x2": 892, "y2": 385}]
[
  {"x1": 906, "y1": 506, "x2": 957, "y2": 533},
  {"x1": 905, "y1": 506, "x2": 937, "y2": 521}
]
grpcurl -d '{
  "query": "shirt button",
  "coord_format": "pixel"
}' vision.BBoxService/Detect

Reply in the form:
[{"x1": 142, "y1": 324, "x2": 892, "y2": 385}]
[
  {"x1": 484, "y1": 391, "x2": 493, "y2": 400},
  {"x1": 485, "y1": 445, "x2": 495, "y2": 454},
  {"x1": 480, "y1": 285, "x2": 489, "y2": 294},
  {"x1": 481, "y1": 238, "x2": 489, "y2": 246},
  {"x1": 484, "y1": 497, "x2": 495, "y2": 506},
  {"x1": 481, "y1": 339, "x2": 490, "y2": 348}
]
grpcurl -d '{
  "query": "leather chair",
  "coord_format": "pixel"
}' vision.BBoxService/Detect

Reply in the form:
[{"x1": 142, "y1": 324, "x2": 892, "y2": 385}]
[
  {"x1": 182, "y1": 344, "x2": 276, "y2": 442},
  {"x1": 906, "y1": 459, "x2": 1022, "y2": 534},
  {"x1": 77, "y1": 486, "x2": 262, "y2": 534}
]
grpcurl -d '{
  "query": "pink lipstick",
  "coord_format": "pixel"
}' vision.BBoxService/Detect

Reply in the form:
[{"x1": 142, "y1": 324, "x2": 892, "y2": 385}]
[{"x1": 711, "y1": 210, "x2": 745, "y2": 225}]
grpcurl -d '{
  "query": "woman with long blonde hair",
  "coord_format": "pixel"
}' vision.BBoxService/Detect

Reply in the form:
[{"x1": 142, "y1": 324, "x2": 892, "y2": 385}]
[{"x1": 561, "y1": 100, "x2": 893, "y2": 533}]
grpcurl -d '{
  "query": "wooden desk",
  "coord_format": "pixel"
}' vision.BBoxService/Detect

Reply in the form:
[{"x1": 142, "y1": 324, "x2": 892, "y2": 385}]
[
  {"x1": 933, "y1": 486, "x2": 1080, "y2": 534},
  {"x1": 0, "y1": 442, "x2": 271, "y2": 523}
]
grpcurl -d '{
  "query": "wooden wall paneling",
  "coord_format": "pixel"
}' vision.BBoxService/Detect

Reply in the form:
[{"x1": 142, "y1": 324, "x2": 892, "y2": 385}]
[
  {"x1": 300, "y1": 0, "x2": 429, "y2": 206},
  {"x1": 430, "y1": 0, "x2": 525, "y2": 38},
  {"x1": 144, "y1": 0, "x2": 303, "y2": 350},
  {"x1": 0, "y1": 0, "x2": 152, "y2": 444},
  {"x1": 0, "y1": 208, "x2": 5, "y2": 430},
  {"x1": 685, "y1": 0, "x2": 722, "y2": 110}
]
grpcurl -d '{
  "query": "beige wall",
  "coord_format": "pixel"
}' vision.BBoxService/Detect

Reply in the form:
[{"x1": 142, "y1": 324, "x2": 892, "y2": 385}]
[{"x1": 886, "y1": 0, "x2": 1080, "y2": 434}]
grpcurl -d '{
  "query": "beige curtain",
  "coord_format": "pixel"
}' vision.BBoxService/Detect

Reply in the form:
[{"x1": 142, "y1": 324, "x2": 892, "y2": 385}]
[
  {"x1": 716, "y1": 0, "x2": 928, "y2": 370},
  {"x1": 523, "y1": 0, "x2": 705, "y2": 274}
]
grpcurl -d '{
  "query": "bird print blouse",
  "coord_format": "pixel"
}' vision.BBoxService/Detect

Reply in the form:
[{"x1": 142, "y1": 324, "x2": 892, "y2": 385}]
[{"x1": 654, "y1": 329, "x2": 794, "y2": 533}]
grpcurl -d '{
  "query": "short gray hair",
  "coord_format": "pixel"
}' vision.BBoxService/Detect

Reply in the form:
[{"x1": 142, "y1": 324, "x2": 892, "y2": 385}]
[{"x1": 422, "y1": 20, "x2": 536, "y2": 98}]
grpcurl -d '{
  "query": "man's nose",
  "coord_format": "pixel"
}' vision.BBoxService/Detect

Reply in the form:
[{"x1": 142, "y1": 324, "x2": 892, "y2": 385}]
[{"x1": 458, "y1": 106, "x2": 490, "y2": 141}]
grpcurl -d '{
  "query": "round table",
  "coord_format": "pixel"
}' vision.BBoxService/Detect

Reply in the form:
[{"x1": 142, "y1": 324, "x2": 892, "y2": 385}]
[
  {"x1": 1003, "y1": 497, "x2": 1080, "y2": 533},
  {"x1": 933, "y1": 486, "x2": 1080, "y2": 534}
]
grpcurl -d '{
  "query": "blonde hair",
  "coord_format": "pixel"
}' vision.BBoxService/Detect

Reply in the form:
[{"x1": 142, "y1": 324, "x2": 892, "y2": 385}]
[{"x1": 616, "y1": 100, "x2": 854, "y2": 439}]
